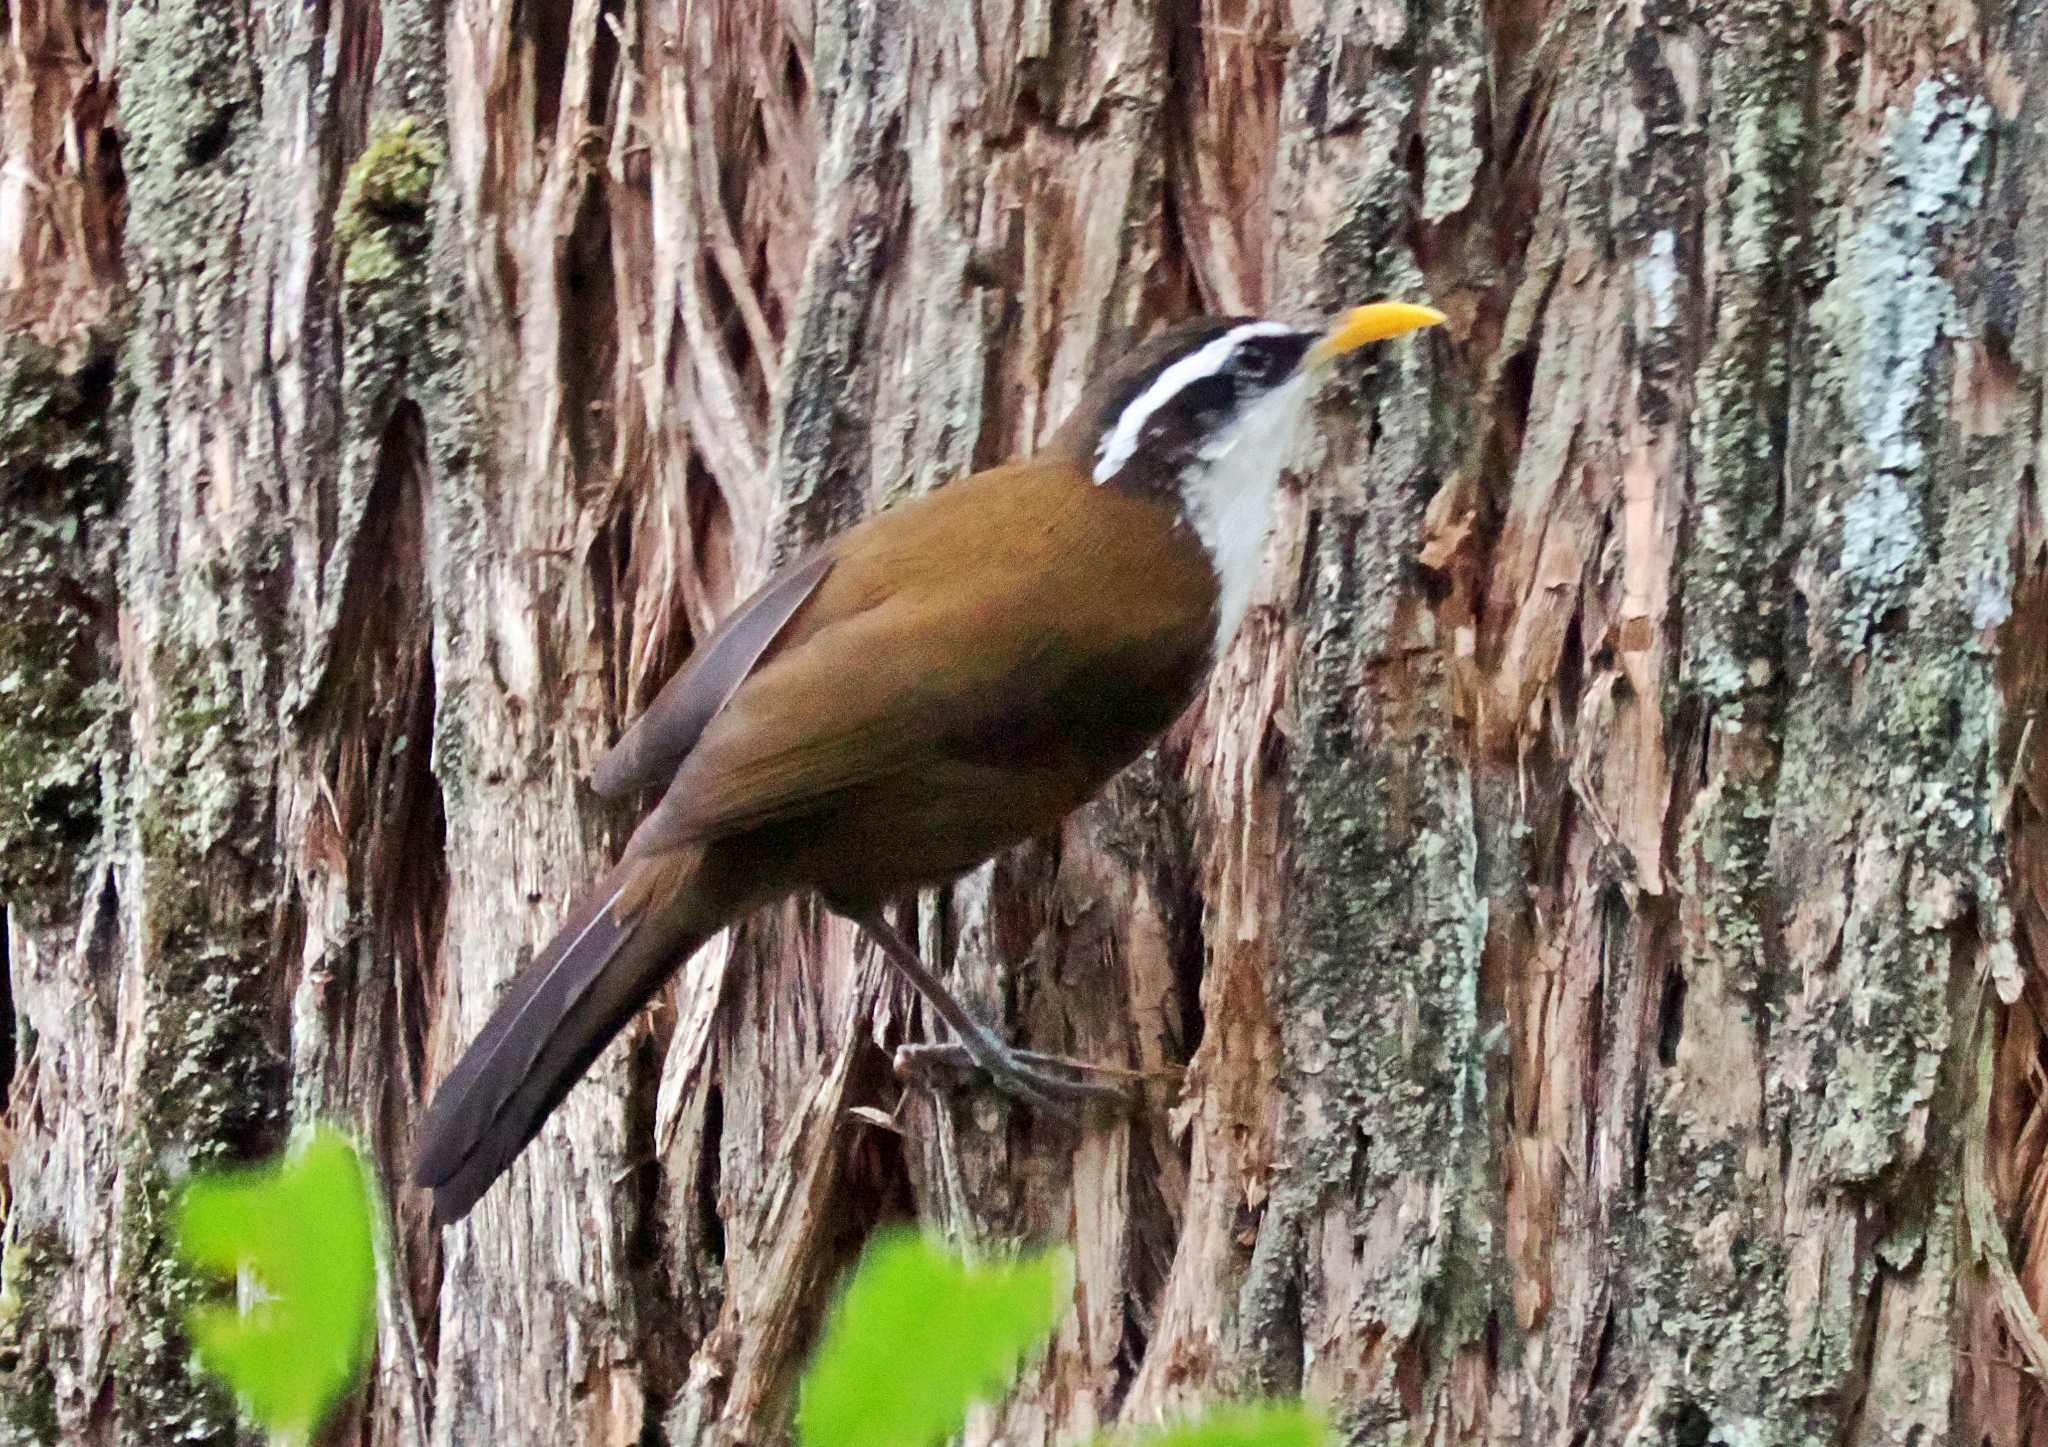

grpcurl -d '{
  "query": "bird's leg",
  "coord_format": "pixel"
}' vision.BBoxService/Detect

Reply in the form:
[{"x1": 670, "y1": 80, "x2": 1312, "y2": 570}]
[{"x1": 851, "y1": 911, "x2": 1132, "y2": 1117}]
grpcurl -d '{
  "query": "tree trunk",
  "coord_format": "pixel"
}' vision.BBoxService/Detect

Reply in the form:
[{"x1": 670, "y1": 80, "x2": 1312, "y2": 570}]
[{"x1": 5, "y1": 0, "x2": 2048, "y2": 1442}]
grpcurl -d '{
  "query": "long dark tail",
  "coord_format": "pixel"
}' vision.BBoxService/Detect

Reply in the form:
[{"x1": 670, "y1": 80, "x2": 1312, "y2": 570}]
[{"x1": 414, "y1": 849, "x2": 716, "y2": 1224}]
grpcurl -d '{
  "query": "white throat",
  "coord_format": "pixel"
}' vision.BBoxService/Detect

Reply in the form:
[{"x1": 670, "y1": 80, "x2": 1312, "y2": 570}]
[{"x1": 1181, "y1": 372, "x2": 1311, "y2": 658}]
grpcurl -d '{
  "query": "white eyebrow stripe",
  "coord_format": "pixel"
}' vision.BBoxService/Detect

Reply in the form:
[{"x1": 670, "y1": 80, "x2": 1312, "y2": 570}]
[{"x1": 1093, "y1": 322, "x2": 1295, "y2": 484}]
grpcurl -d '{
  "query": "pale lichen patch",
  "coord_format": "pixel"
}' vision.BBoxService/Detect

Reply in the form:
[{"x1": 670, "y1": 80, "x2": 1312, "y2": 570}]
[{"x1": 1812, "y1": 78, "x2": 1989, "y2": 644}]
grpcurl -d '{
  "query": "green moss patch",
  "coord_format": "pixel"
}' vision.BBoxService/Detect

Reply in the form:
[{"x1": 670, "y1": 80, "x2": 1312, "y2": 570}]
[{"x1": 337, "y1": 117, "x2": 445, "y2": 290}]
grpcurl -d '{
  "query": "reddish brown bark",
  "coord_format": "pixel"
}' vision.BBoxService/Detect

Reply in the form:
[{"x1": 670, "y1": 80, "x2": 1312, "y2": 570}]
[{"x1": 5, "y1": 1, "x2": 2048, "y2": 1444}]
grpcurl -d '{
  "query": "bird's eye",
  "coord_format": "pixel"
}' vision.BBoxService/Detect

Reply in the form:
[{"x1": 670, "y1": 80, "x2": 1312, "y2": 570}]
[{"x1": 1229, "y1": 331, "x2": 1315, "y2": 386}]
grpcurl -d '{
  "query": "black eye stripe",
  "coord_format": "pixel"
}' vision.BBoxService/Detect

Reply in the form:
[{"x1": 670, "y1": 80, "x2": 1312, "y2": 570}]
[
  {"x1": 1148, "y1": 373, "x2": 1237, "y2": 435},
  {"x1": 1099, "y1": 327, "x2": 1237, "y2": 423},
  {"x1": 1137, "y1": 336, "x2": 1310, "y2": 441},
  {"x1": 1087, "y1": 320, "x2": 1317, "y2": 487},
  {"x1": 1228, "y1": 334, "x2": 1313, "y2": 379}
]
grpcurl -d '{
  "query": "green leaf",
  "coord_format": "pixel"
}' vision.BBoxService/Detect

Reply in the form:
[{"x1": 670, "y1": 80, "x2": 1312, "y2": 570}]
[
  {"x1": 174, "y1": 1125, "x2": 379, "y2": 1443},
  {"x1": 1126, "y1": 1405, "x2": 1327, "y2": 1447},
  {"x1": 797, "y1": 1229, "x2": 1069, "y2": 1447}
]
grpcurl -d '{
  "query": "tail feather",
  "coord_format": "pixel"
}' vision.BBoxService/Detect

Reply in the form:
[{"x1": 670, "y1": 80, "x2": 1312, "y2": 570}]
[{"x1": 414, "y1": 850, "x2": 714, "y2": 1224}]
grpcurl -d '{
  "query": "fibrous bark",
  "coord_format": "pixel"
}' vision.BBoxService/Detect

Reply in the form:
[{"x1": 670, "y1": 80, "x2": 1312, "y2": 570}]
[{"x1": 6, "y1": 0, "x2": 2048, "y2": 1444}]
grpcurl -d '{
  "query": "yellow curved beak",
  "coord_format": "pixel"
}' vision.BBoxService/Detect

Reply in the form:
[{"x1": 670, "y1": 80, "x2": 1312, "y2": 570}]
[{"x1": 1306, "y1": 301, "x2": 1448, "y2": 367}]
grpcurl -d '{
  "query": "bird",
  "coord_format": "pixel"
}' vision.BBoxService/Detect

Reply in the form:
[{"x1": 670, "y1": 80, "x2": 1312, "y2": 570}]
[{"x1": 414, "y1": 300, "x2": 1446, "y2": 1223}]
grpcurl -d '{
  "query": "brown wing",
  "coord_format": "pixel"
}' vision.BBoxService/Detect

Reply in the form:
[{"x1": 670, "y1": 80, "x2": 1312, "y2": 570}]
[
  {"x1": 620, "y1": 459, "x2": 1219, "y2": 857},
  {"x1": 629, "y1": 595, "x2": 1019, "y2": 847},
  {"x1": 591, "y1": 550, "x2": 835, "y2": 798}
]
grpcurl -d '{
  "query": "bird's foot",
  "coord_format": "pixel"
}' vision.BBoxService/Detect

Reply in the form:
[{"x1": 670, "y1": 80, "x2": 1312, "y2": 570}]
[
  {"x1": 893, "y1": 1021, "x2": 1133, "y2": 1121},
  {"x1": 850, "y1": 907, "x2": 1134, "y2": 1121}
]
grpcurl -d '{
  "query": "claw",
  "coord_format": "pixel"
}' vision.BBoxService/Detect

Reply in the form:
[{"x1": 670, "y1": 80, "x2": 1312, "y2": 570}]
[
  {"x1": 895, "y1": 1036, "x2": 1131, "y2": 1115},
  {"x1": 899, "y1": 1040, "x2": 1141, "y2": 1080}
]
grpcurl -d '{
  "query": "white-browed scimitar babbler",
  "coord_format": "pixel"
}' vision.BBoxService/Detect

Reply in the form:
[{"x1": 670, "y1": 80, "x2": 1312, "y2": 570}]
[{"x1": 416, "y1": 301, "x2": 1447, "y2": 1222}]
